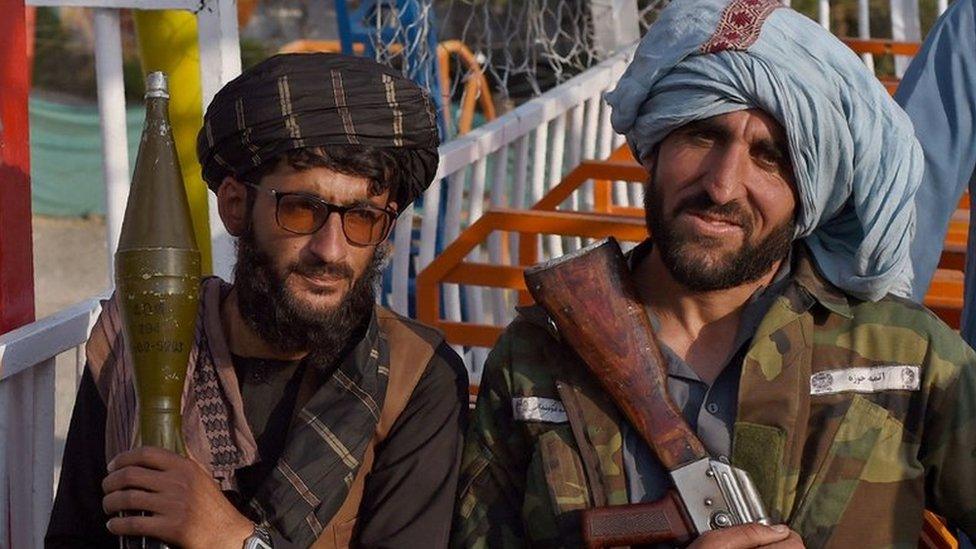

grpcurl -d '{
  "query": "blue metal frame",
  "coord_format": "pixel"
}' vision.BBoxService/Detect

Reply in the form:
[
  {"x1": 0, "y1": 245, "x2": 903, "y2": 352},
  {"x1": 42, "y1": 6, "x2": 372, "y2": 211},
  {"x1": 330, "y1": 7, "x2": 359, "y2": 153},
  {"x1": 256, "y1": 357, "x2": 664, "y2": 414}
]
[
  {"x1": 333, "y1": 0, "x2": 447, "y2": 137},
  {"x1": 334, "y1": 0, "x2": 456, "y2": 320}
]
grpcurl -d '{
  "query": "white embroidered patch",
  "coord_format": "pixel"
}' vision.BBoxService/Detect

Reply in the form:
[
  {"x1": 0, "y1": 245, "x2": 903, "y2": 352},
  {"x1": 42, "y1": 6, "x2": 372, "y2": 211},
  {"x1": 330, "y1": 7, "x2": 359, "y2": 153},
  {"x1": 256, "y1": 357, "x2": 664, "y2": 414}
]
[
  {"x1": 512, "y1": 397, "x2": 568, "y2": 423},
  {"x1": 810, "y1": 365, "x2": 921, "y2": 396}
]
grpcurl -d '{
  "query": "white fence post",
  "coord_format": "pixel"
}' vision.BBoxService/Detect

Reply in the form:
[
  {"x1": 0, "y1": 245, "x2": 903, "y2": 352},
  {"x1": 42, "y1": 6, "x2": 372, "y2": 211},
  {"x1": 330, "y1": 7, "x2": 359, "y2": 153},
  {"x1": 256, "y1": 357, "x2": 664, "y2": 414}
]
[
  {"x1": 890, "y1": 0, "x2": 922, "y2": 76},
  {"x1": 8, "y1": 369, "x2": 37, "y2": 549},
  {"x1": 93, "y1": 8, "x2": 130, "y2": 279},
  {"x1": 32, "y1": 359, "x2": 56, "y2": 548},
  {"x1": 818, "y1": 0, "x2": 831, "y2": 29},
  {"x1": 391, "y1": 203, "x2": 415, "y2": 316},
  {"x1": 858, "y1": 0, "x2": 875, "y2": 70},
  {"x1": 197, "y1": 0, "x2": 243, "y2": 281}
]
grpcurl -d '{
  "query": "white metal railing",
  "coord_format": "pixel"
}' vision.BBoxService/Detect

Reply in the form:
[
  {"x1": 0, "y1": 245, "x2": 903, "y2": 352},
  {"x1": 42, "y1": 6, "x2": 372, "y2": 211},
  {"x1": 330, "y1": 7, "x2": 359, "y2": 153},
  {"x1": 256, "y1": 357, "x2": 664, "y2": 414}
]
[
  {"x1": 0, "y1": 298, "x2": 102, "y2": 548},
  {"x1": 388, "y1": 48, "x2": 636, "y2": 378},
  {"x1": 787, "y1": 0, "x2": 944, "y2": 76}
]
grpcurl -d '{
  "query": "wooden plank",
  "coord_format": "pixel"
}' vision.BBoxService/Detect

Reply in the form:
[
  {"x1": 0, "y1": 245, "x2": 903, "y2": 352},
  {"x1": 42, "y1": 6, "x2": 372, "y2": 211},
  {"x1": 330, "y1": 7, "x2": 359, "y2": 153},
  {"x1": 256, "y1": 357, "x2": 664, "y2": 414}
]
[{"x1": 0, "y1": 0, "x2": 35, "y2": 335}]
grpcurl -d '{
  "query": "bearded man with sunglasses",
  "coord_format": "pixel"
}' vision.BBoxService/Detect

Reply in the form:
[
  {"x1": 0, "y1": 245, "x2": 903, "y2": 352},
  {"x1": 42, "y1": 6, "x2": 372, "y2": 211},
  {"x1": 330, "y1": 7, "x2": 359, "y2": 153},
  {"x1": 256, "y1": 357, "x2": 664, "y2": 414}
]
[{"x1": 46, "y1": 54, "x2": 468, "y2": 549}]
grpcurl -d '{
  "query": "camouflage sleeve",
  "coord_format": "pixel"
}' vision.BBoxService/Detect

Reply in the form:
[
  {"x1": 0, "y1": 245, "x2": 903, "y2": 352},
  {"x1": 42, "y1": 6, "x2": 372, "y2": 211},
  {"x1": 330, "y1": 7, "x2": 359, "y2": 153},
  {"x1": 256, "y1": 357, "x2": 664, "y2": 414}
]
[
  {"x1": 918, "y1": 322, "x2": 976, "y2": 537},
  {"x1": 451, "y1": 322, "x2": 531, "y2": 548}
]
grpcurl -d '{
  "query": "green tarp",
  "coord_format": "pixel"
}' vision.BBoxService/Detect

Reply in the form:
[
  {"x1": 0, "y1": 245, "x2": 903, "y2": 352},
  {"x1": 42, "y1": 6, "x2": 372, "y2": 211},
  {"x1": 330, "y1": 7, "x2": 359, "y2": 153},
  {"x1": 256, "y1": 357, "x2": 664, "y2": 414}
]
[{"x1": 30, "y1": 95, "x2": 145, "y2": 217}]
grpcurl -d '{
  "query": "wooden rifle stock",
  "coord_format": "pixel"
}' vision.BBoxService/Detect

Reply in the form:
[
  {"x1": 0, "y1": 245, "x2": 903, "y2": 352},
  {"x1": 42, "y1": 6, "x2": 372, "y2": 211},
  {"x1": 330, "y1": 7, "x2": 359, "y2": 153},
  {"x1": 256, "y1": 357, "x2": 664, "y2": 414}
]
[
  {"x1": 524, "y1": 238, "x2": 708, "y2": 547},
  {"x1": 524, "y1": 238, "x2": 706, "y2": 469}
]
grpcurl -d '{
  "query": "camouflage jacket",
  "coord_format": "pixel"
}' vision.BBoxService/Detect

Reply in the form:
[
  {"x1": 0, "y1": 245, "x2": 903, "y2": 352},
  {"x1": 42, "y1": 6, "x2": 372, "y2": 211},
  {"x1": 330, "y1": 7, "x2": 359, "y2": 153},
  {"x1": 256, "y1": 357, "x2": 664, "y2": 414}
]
[{"x1": 452, "y1": 248, "x2": 976, "y2": 548}]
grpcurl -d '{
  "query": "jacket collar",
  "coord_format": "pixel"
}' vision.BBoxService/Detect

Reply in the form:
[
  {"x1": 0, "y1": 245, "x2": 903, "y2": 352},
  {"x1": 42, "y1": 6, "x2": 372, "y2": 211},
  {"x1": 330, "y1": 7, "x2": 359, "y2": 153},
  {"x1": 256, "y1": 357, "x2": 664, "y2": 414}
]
[{"x1": 788, "y1": 243, "x2": 856, "y2": 319}]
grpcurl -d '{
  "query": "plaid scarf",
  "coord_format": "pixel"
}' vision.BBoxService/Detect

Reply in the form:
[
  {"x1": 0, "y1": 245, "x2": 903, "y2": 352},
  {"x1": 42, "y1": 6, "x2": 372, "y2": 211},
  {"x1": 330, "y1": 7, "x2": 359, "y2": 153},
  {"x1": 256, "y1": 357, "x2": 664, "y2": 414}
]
[{"x1": 87, "y1": 278, "x2": 391, "y2": 545}]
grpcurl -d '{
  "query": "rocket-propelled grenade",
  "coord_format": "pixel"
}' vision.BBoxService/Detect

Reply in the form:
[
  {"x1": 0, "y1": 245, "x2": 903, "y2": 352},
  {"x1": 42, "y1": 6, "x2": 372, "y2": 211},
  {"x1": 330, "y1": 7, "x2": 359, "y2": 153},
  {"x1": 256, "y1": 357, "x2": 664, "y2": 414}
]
[{"x1": 114, "y1": 71, "x2": 201, "y2": 549}]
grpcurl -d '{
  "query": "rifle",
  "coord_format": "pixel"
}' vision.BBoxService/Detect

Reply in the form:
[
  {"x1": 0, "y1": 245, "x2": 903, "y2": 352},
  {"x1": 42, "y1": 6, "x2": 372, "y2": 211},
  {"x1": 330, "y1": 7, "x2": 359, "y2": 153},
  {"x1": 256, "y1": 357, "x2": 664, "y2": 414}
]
[{"x1": 524, "y1": 238, "x2": 769, "y2": 548}]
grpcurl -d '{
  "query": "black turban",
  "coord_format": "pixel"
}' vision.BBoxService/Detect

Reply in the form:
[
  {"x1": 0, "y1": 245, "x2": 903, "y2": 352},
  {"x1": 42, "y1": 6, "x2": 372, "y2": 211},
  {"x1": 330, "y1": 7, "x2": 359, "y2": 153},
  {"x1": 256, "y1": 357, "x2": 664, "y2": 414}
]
[{"x1": 196, "y1": 53, "x2": 440, "y2": 209}]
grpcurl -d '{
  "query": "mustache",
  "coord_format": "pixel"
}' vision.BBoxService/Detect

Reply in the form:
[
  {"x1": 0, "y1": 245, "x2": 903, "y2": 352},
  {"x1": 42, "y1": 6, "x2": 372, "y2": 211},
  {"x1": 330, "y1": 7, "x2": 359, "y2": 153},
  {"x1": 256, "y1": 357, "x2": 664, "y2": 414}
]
[
  {"x1": 290, "y1": 259, "x2": 355, "y2": 280},
  {"x1": 675, "y1": 192, "x2": 752, "y2": 228}
]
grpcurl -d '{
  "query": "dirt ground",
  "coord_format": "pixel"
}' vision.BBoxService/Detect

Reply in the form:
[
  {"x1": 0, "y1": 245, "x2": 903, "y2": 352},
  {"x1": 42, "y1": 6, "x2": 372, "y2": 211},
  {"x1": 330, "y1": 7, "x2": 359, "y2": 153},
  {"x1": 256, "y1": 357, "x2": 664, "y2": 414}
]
[{"x1": 32, "y1": 215, "x2": 111, "y2": 319}]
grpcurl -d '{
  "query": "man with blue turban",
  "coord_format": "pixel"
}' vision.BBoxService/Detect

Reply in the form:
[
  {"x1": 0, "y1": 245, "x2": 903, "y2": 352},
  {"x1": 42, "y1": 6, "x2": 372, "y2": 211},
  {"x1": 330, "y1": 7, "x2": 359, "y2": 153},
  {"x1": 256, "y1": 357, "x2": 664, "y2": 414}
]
[{"x1": 452, "y1": 0, "x2": 976, "y2": 547}]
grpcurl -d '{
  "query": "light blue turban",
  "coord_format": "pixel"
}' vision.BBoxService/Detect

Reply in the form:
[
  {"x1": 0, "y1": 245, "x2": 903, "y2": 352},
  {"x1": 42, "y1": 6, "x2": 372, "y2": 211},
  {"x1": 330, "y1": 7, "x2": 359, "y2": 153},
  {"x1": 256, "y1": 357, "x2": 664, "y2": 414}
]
[{"x1": 606, "y1": 0, "x2": 923, "y2": 301}]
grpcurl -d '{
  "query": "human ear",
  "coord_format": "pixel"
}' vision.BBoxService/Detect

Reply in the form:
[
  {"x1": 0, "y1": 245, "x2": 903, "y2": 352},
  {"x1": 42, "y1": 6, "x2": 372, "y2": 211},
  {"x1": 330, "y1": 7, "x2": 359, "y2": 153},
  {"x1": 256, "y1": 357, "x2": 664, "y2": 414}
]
[{"x1": 216, "y1": 176, "x2": 250, "y2": 237}]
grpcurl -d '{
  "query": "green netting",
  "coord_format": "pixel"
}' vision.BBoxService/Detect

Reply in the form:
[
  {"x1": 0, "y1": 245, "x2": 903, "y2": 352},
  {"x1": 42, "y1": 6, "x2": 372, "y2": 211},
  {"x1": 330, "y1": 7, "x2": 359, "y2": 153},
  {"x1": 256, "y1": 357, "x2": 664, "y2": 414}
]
[{"x1": 30, "y1": 95, "x2": 145, "y2": 217}]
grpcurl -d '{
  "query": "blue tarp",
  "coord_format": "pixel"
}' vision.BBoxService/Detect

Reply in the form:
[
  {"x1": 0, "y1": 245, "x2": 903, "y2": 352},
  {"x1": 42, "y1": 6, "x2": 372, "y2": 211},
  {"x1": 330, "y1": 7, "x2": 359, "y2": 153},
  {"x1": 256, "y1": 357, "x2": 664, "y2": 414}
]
[{"x1": 30, "y1": 95, "x2": 145, "y2": 217}]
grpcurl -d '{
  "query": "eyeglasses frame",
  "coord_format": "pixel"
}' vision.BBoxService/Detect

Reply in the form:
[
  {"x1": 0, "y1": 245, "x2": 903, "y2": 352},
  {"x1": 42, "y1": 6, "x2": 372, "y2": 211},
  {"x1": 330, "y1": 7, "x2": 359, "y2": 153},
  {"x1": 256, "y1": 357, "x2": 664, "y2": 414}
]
[{"x1": 240, "y1": 181, "x2": 397, "y2": 247}]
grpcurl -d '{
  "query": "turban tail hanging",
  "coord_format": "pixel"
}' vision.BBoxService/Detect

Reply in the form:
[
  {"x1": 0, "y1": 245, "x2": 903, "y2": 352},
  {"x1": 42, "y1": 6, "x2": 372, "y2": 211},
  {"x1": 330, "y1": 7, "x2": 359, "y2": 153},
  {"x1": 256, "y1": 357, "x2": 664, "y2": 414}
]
[
  {"x1": 197, "y1": 53, "x2": 440, "y2": 210},
  {"x1": 606, "y1": 0, "x2": 923, "y2": 301}
]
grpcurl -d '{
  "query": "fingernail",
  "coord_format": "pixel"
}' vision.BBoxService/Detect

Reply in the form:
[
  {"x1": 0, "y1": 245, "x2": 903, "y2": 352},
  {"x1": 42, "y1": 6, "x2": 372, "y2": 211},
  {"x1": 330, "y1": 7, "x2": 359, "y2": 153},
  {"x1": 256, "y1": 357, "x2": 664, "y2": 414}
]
[
  {"x1": 107, "y1": 458, "x2": 116, "y2": 472},
  {"x1": 770, "y1": 524, "x2": 789, "y2": 533}
]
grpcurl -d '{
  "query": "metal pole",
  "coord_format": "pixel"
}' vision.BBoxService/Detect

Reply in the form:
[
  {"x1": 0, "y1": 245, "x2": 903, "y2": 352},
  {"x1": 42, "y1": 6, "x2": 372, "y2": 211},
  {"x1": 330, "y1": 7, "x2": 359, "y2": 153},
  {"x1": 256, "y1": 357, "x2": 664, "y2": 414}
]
[
  {"x1": 93, "y1": 9, "x2": 130, "y2": 280},
  {"x1": 197, "y1": 0, "x2": 242, "y2": 281},
  {"x1": 858, "y1": 0, "x2": 875, "y2": 71},
  {"x1": 0, "y1": 0, "x2": 36, "y2": 335},
  {"x1": 818, "y1": 0, "x2": 830, "y2": 30},
  {"x1": 588, "y1": 0, "x2": 640, "y2": 59},
  {"x1": 889, "y1": 0, "x2": 921, "y2": 77}
]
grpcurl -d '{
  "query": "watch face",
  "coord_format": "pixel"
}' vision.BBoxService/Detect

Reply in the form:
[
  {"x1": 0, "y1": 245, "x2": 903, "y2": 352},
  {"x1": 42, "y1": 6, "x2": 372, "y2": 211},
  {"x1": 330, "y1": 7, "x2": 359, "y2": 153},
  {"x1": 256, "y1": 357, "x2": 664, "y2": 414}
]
[
  {"x1": 244, "y1": 526, "x2": 273, "y2": 549},
  {"x1": 243, "y1": 537, "x2": 272, "y2": 549}
]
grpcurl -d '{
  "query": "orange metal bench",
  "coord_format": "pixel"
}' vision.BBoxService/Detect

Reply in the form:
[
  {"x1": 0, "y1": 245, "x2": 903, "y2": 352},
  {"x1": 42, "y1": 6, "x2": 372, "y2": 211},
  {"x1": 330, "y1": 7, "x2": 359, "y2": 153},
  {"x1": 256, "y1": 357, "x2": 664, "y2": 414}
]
[{"x1": 416, "y1": 208, "x2": 648, "y2": 346}]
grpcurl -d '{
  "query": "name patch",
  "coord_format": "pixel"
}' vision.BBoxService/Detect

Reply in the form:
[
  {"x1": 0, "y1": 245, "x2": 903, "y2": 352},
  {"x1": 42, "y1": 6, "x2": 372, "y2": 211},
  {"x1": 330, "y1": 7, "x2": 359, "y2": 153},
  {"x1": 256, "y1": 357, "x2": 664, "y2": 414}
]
[
  {"x1": 512, "y1": 397, "x2": 568, "y2": 423},
  {"x1": 810, "y1": 365, "x2": 921, "y2": 396}
]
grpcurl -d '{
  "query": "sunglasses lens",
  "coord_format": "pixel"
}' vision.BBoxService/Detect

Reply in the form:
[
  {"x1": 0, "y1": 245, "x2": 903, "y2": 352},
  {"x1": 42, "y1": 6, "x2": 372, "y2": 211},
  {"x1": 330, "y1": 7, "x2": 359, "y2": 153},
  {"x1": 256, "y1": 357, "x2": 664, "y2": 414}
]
[
  {"x1": 343, "y1": 207, "x2": 391, "y2": 245},
  {"x1": 277, "y1": 194, "x2": 325, "y2": 234}
]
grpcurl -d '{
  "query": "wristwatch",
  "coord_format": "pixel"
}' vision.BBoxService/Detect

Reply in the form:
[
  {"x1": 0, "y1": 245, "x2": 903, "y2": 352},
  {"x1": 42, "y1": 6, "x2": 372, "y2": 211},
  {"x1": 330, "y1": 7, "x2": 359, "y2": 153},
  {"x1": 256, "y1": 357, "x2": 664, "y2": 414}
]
[{"x1": 243, "y1": 523, "x2": 274, "y2": 549}]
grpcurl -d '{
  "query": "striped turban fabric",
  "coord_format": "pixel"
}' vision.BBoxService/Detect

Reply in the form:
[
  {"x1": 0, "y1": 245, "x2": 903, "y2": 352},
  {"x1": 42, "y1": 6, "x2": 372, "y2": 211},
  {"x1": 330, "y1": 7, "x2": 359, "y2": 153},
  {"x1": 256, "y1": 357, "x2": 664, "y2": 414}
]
[{"x1": 197, "y1": 53, "x2": 440, "y2": 209}]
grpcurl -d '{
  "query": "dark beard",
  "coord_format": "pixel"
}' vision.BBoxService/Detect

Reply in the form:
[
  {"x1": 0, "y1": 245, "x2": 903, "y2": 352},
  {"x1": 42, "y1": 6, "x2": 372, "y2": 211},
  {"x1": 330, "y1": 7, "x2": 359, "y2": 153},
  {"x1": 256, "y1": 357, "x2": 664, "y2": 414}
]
[
  {"x1": 233, "y1": 227, "x2": 388, "y2": 367},
  {"x1": 645, "y1": 183, "x2": 794, "y2": 292}
]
